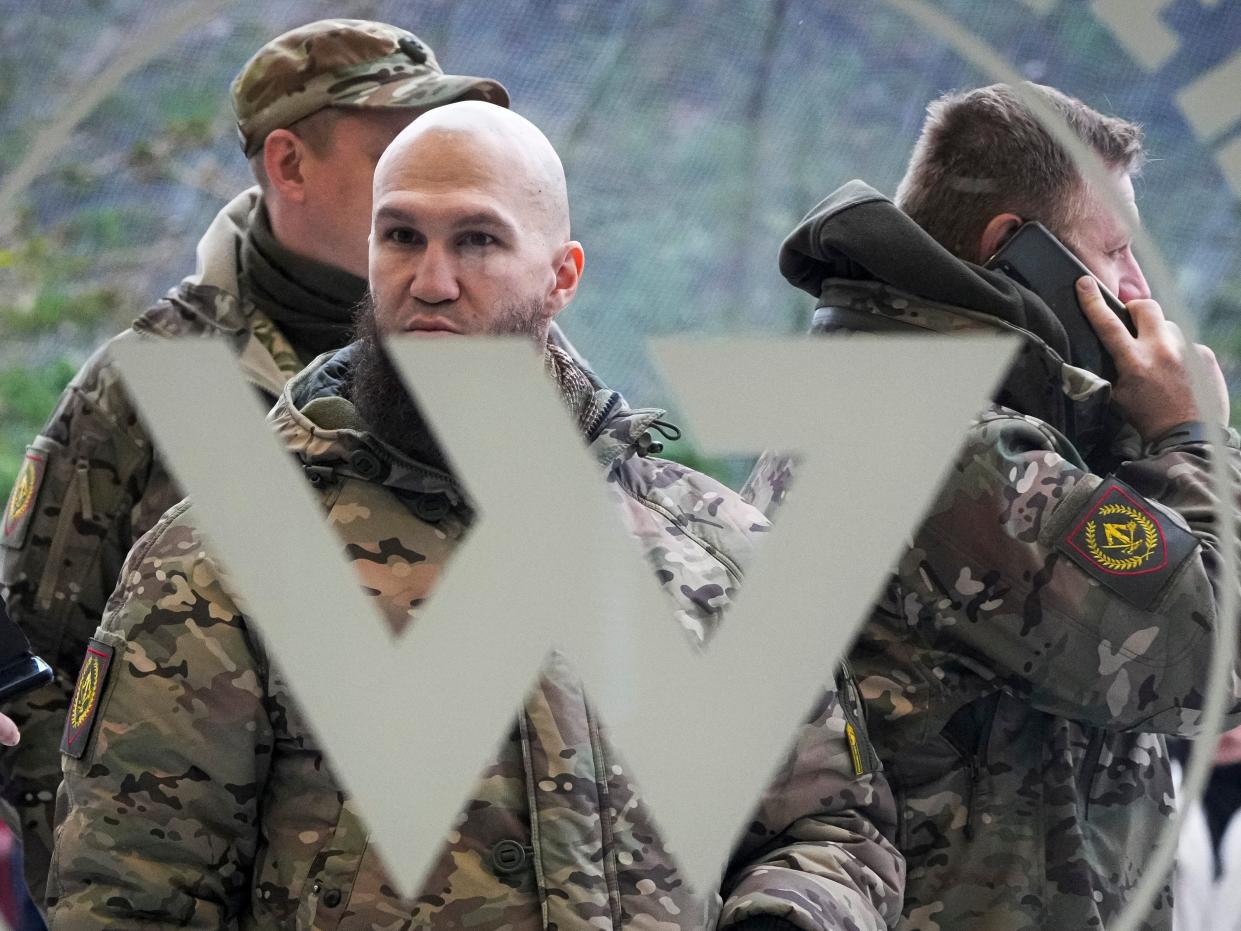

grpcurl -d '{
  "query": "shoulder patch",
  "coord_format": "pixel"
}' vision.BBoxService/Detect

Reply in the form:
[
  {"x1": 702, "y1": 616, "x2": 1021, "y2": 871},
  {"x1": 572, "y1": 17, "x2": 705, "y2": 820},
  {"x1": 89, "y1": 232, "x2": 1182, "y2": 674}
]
[
  {"x1": 1, "y1": 447, "x2": 48, "y2": 550},
  {"x1": 1057, "y1": 476, "x2": 1199, "y2": 609},
  {"x1": 61, "y1": 639, "x2": 115, "y2": 759}
]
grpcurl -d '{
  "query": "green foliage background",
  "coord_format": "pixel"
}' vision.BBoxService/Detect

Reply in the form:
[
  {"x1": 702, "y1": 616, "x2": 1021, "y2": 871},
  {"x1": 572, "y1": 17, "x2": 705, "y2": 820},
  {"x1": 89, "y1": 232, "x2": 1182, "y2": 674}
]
[{"x1": 2, "y1": 0, "x2": 1240, "y2": 494}]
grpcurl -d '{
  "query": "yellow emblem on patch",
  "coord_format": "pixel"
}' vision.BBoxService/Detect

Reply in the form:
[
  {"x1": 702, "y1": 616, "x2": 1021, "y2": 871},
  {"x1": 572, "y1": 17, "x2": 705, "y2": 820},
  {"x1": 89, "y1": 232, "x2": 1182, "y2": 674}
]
[
  {"x1": 1060, "y1": 477, "x2": 1197, "y2": 609},
  {"x1": 5, "y1": 457, "x2": 37, "y2": 529},
  {"x1": 7, "y1": 459, "x2": 36, "y2": 520},
  {"x1": 1083, "y1": 503, "x2": 1159, "y2": 573},
  {"x1": 69, "y1": 657, "x2": 100, "y2": 730},
  {"x1": 63, "y1": 639, "x2": 114, "y2": 759},
  {"x1": 3, "y1": 448, "x2": 47, "y2": 548}
]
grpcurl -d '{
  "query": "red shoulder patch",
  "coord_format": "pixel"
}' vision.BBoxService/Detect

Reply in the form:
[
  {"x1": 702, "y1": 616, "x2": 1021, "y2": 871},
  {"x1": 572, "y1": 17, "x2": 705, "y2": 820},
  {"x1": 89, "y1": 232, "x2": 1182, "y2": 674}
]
[
  {"x1": 61, "y1": 639, "x2": 114, "y2": 759},
  {"x1": 1, "y1": 448, "x2": 47, "y2": 550},
  {"x1": 1057, "y1": 477, "x2": 1199, "y2": 609}
]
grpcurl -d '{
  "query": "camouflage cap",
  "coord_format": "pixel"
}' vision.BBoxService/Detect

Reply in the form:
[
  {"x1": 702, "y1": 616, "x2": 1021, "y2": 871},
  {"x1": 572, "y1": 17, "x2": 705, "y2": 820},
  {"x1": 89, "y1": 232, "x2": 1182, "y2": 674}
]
[{"x1": 231, "y1": 19, "x2": 510, "y2": 157}]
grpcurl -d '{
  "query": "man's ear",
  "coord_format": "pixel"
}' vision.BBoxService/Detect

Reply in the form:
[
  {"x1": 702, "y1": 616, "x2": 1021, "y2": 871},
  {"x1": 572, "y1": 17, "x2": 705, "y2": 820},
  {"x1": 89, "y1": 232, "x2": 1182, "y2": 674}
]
[
  {"x1": 262, "y1": 129, "x2": 308, "y2": 204},
  {"x1": 977, "y1": 213, "x2": 1024, "y2": 264},
  {"x1": 545, "y1": 242, "x2": 585, "y2": 317}
]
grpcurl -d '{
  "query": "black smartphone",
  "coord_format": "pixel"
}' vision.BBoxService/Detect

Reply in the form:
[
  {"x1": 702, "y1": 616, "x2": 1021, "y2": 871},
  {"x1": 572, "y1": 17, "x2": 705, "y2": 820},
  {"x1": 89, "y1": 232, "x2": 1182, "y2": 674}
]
[
  {"x1": 985, "y1": 221, "x2": 1134, "y2": 380},
  {"x1": 0, "y1": 598, "x2": 52, "y2": 703}
]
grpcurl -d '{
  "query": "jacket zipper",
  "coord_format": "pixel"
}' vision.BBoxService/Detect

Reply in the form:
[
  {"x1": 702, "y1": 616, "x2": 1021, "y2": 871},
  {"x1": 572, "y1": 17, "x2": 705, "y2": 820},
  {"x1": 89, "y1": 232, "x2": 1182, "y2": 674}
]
[
  {"x1": 836, "y1": 658, "x2": 879, "y2": 774},
  {"x1": 1080, "y1": 730, "x2": 1105, "y2": 820},
  {"x1": 941, "y1": 692, "x2": 1000, "y2": 842},
  {"x1": 962, "y1": 756, "x2": 981, "y2": 840},
  {"x1": 584, "y1": 392, "x2": 621, "y2": 443},
  {"x1": 587, "y1": 708, "x2": 623, "y2": 928},
  {"x1": 356, "y1": 441, "x2": 468, "y2": 502},
  {"x1": 516, "y1": 713, "x2": 551, "y2": 928}
]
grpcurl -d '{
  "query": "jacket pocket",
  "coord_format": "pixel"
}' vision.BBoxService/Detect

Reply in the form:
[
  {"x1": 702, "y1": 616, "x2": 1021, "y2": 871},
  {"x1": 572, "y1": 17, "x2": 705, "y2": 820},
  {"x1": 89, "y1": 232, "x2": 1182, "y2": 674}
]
[
  {"x1": 939, "y1": 691, "x2": 1001, "y2": 841},
  {"x1": 293, "y1": 801, "x2": 372, "y2": 931}
]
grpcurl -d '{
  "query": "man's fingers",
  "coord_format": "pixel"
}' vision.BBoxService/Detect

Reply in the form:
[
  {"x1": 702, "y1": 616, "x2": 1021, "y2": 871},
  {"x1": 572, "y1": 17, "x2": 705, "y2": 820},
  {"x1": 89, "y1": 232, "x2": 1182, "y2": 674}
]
[
  {"x1": 1128, "y1": 299, "x2": 1171, "y2": 337},
  {"x1": 0, "y1": 712, "x2": 19, "y2": 747},
  {"x1": 1076, "y1": 276, "x2": 1133, "y2": 355}
]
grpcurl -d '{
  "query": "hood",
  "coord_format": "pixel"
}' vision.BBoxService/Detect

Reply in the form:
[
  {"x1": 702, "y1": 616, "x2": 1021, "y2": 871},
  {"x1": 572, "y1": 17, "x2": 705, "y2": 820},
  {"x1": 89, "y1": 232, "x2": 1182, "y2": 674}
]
[
  {"x1": 781, "y1": 180, "x2": 1120, "y2": 457},
  {"x1": 131, "y1": 188, "x2": 313, "y2": 399},
  {"x1": 137, "y1": 188, "x2": 261, "y2": 340},
  {"x1": 267, "y1": 335, "x2": 669, "y2": 504}
]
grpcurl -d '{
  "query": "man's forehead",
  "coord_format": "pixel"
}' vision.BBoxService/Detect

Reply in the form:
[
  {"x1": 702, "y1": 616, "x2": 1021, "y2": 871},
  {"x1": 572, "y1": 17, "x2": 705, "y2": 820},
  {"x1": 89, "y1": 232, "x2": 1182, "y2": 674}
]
[
  {"x1": 373, "y1": 188, "x2": 517, "y2": 227},
  {"x1": 336, "y1": 107, "x2": 422, "y2": 136},
  {"x1": 375, "y1": 132, "x2": 510, "y2": 195}
]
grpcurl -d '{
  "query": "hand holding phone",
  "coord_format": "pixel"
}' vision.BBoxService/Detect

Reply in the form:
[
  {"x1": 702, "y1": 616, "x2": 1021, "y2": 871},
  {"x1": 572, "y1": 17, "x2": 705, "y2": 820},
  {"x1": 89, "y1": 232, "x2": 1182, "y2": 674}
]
[
  {"x1": 0, "y1": 711, "x2": 17, "y2": 746},
  {"x1": 985, "y1": 221, "x2": 1133, "y2": 380},
  {"x1": 1075, "y1": 277, "x2": 1229, "y2": 438},
  {"x1": 0, "y1": 597, "x2": 52, "y2": 704}
]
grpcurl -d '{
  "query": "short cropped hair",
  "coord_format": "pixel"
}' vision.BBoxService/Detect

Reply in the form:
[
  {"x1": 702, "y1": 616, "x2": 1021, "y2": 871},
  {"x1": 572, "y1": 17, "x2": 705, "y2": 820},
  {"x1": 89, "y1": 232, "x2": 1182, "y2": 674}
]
[
  {"x1": 894, "y1": 83, "x2": 1144, "y2": 260},
  {"x1": 248, "y1": 108, "x2": 342, "y2": 191}
]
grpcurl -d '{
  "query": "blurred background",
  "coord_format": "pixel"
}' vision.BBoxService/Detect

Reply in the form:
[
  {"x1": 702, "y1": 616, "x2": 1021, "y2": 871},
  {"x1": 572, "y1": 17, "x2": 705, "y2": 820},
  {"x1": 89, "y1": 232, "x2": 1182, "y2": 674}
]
[
  {"x1": 1, "y1": 0, "x2": 1239, "y2": 486},
  {"x1": 2, "y1": 4, "x2": 1241, "y2": 926}
]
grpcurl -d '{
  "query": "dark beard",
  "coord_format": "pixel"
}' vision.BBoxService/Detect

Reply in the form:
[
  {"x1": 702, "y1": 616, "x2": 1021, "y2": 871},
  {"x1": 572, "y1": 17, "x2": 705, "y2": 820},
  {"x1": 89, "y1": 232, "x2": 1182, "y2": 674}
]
[{"x1": 347, "y1": 293, "x2": 547, "y2": 469}]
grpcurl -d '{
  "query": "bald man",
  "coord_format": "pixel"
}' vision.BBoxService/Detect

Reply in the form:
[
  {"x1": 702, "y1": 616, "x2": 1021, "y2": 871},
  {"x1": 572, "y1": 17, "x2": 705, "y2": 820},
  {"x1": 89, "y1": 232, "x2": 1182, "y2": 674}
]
[{"x1": 47, "y1": 103, "x2": 904, "y2": 930}]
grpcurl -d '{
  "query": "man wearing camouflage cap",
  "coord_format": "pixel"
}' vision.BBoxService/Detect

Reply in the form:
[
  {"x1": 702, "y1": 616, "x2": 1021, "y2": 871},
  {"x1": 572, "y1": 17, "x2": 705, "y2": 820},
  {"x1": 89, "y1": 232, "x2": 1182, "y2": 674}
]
[
  {"x1": 0, "y1": 18, "x2": 506, "y2": 908},
  {"x1": 47, "y1": 101, "x2": 904, "y2": 930}
]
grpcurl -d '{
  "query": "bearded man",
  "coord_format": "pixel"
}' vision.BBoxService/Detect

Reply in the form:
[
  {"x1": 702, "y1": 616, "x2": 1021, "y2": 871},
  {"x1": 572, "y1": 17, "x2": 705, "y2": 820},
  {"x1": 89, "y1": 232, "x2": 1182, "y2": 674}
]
[{"x1": 47, "y1": 102, "x2": 904, "y2": 930}]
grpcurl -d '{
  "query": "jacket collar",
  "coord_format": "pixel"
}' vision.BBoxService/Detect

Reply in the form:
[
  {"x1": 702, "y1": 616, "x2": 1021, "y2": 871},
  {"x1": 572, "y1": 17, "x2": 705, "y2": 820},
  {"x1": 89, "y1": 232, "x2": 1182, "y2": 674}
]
[
  {"x1": 267, "y1": 337, "x2": 667, "y2": 500},
  {"x1": 134, "y1": 188, "x2": 299, "y2": 396},
  {"x1": 782, "y1": 180, "x2": 1119, "y2": 457}
]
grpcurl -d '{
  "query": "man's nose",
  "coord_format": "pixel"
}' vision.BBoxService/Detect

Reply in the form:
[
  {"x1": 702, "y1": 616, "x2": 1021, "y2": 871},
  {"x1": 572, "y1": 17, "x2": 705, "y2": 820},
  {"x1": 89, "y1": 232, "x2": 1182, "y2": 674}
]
[
  {"x1": 409, "y1": 244, "x2": 460, "y2": 304},
  {"x1": 1117, "y1": 254, "x2": 1151, "y2": 304}
]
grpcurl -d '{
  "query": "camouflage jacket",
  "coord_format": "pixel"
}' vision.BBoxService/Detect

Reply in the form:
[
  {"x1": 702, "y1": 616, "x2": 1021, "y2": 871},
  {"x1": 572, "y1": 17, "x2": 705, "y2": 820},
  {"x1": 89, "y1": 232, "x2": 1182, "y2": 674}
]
[
  {"x1": 744, "y1": 183, "x2": 1241, "y2": 931},
  {"x1": 0, "y1": 187, "x2": 304, "y2": 898},
  {"x1": 47, "y1": 345, "x2": 904, "y2": 930}
]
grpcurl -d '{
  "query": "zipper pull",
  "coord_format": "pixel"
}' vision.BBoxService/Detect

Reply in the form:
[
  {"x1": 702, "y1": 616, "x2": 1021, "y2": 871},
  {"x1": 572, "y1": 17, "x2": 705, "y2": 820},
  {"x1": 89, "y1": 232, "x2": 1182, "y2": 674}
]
[
  {"x1": 649, "y1": 418, "x2": 682, "y2": 441},
  {"x1": 635, "y1": 432, "x2": 663, "y2": 457},
  {"x1": 963, "y1": 757, "x2": 979, "y2": 840},
  {"x1": 845, "y1": 722, "x2": 865, "y2": 776}
]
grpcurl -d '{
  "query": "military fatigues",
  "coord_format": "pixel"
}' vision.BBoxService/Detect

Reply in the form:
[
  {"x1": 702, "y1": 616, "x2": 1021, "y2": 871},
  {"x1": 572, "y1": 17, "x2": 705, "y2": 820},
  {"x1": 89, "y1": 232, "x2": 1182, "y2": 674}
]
[
  {"x1": 744, "y1": 182, "x2": 1241, "y2": 931},
  {"x1": 46, "y1": 344, "x2": 903, "y2": 929},
  {"x1": 1, "y1": 19, "x2": 509, "y2": 906},
  {"x1": 0, "y1": 188, "x2": 304, "y2": 896}
]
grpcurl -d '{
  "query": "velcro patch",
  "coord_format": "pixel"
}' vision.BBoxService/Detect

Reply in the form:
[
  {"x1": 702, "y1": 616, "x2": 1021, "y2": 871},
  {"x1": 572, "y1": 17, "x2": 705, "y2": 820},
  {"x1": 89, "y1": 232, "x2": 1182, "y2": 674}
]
[
  {"x1": 1057, "y1": 477, "x2": 1199, "y2": 609},
  {"x1": 1, "y1": 448, "x2": 47, "y2": 550},
  {"x1": 61, "y1": 639, "x2": 114, "y2": 759}
]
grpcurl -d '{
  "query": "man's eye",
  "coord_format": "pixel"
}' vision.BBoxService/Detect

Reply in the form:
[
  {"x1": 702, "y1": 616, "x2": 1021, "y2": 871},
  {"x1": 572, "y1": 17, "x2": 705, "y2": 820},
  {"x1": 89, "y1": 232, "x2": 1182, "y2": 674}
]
[
  {"x1": 387, "y1": 227, "x2": 418, "y2": 245},
  {"x1": 460, "y1": 232, "x2": 496, "y2": 248}
]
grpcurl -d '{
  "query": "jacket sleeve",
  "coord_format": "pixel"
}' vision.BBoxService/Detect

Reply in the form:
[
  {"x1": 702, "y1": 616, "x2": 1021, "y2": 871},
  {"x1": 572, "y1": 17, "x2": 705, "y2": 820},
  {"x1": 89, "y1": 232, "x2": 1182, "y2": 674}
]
[
  {"x1": 0, "y1": 334, "x2": 184, "y2": 899},
  {"x1": 718, "y1": 672, "x2": 904, "y2": 931},
  {"x1": 46, "y1": 503, "x2": 272, "y2": 929},
  {"x1": 904, "y1": 411, "x2": 1241, "y2": 735},
  {"x1": 0, "y1": 334, "x2": 177, "y2": 671}
]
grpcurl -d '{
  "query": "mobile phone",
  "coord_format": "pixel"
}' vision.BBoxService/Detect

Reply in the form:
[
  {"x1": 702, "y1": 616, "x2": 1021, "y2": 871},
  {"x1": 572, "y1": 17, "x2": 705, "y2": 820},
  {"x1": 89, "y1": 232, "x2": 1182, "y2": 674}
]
[
  {"x1": 985, "y1": 221, "x2": 1134, "y2": 380},
  {"x1": 0, "y1": 598, "x2": 53, "y2": 703}
]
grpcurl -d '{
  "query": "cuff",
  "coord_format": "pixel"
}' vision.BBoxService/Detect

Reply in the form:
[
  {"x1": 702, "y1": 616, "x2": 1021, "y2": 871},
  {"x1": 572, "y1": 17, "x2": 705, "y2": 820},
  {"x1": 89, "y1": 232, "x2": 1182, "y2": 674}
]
[{"x1": 1145, "y1": 420, "x2": 1233, "y2": 454}]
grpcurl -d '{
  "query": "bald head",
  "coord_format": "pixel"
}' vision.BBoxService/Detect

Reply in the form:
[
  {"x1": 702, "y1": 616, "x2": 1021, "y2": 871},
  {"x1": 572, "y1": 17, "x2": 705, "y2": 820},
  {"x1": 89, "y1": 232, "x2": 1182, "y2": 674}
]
[
  {"x1": 366, "y1": 100, "x2": 584, "y2": 348},
  {"x1": 374, "y1": 100, "x2": 570, "y2": 242}
]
